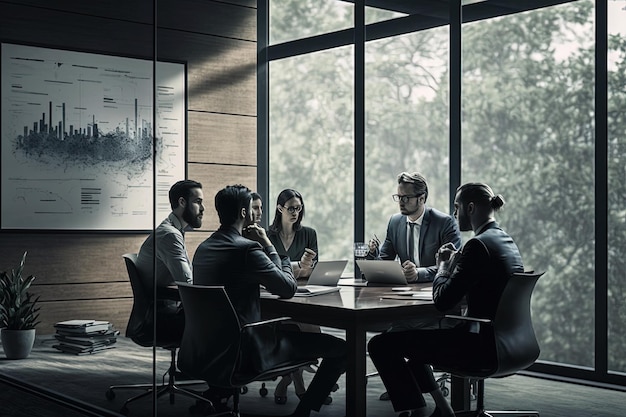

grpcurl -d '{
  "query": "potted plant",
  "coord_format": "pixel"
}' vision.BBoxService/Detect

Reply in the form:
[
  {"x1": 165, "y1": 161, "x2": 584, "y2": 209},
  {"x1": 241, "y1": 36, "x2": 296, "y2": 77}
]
[{"x1": 0, "y1": 251, "x2": 41, "y2": 359}]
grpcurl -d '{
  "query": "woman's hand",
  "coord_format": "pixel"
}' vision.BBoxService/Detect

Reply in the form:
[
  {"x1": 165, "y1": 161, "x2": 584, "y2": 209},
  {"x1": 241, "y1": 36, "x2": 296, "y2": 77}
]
[{"x1": 299, "y1": 248, "x2": 316, "y2": 269}]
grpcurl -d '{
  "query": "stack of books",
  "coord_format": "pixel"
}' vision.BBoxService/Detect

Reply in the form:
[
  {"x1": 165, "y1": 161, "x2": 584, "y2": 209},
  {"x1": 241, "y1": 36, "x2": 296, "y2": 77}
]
[{"x1": 53, "y1": 320, "x2": 119, "y2": 355}]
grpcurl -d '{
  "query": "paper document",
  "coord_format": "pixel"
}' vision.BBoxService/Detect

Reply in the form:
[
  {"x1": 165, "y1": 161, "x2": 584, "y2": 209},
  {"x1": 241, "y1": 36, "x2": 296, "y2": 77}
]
[{"x1": 294, "y1": 285, "x2": 341, "y2": 297}]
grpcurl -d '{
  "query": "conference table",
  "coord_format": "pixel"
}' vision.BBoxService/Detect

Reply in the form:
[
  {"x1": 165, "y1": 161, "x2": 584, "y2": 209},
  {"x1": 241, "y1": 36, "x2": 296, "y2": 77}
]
[{"x1": 260, "y1": 280, "x2": 442, "y2": 417}]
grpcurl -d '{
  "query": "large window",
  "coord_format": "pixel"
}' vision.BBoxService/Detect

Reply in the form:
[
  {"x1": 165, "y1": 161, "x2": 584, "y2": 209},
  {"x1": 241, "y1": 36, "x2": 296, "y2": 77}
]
[
  {"x1": 607, "y1": 1, "x2": 626, "y2": 375},
  {"x1": 269, "y1": 0, "x2": 353, "y2": 45},
  {"x1": 365, "y1": 27, "x2": 450, "y2": 244},
  {"x1": 269, "y1": 46, "x2": 354, "y2": 262},
  {"x1": 262, "y1": 0, "x2": 626, "y2": 387},
  {"x1": 462, "y1": 1, "x2": 596, "y2": 368}
]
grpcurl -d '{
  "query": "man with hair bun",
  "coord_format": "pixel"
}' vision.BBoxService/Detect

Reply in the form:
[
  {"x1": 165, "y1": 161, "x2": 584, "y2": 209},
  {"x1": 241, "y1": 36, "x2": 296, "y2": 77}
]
[{"x1": 367, "y1": 182, "x2": 524, "y2": 417}]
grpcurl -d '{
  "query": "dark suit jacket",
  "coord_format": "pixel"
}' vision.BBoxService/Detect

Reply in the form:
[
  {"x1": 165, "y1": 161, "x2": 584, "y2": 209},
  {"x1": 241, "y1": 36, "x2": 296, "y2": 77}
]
[
  {"x1": 369, "y1": 207, "x2": 461, "y2": 282},
  {"x1": 192, "y1": 225, "x2": 297, "y2": 325},
  {"x1": 433, "y1": 221, "x2": 524, "y2": 320}
]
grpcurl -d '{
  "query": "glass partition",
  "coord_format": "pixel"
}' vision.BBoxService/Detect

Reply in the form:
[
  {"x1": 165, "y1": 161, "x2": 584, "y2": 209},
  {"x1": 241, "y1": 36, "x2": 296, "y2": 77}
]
[{"x1": 0, "y1": 0, "x2": 158, "y2": 414}]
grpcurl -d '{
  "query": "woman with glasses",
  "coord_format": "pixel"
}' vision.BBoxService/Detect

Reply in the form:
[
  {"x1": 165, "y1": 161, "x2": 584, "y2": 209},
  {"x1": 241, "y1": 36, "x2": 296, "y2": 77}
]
[
  {"x1": 268, "y1": 188, "x2": 318, "y2": 280},
  {"x1": 267, "y1": 189, "x2": 334, "y2": 406}
]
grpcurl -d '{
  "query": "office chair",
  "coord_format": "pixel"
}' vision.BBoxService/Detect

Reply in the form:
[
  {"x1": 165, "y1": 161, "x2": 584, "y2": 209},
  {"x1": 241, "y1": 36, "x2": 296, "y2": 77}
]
[
  {"x1": 105, "y1": 253, "x2": 210, "y2": 416},
  {"x1": 176, "y1": 283, "x2": 319, "y2": 417},
  {"x1": 438, "y1": 271, "x2": 544, "y2": 417}
]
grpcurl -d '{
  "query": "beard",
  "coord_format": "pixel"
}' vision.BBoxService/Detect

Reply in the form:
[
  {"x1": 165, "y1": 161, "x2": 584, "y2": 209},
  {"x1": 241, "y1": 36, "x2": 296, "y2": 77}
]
[{"x1": 182, "y1": 205, "x2": 202, "y2": 228}]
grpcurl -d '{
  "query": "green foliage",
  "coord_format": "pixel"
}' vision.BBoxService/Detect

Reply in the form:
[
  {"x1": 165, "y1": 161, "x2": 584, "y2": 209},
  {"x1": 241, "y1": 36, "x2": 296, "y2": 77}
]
[
  {"x1": 269, "y1": 0, "x2": 626, "y2": 372},
  {"x1": 0, "y1": 252, "x2": 41, "y2": 330}
]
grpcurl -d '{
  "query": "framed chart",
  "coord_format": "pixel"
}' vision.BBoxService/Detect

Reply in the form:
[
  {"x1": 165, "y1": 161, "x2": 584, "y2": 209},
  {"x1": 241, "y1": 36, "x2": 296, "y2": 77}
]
[{"x1": 1, "y1": 43, "x2": 186, "y2": 231}]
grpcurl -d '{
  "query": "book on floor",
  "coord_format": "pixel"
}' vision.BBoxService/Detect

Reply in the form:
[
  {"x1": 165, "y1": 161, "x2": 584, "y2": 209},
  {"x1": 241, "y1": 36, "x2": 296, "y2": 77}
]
[{"x1": 54, "y1": 320, "x2": 112, "y2": 334}]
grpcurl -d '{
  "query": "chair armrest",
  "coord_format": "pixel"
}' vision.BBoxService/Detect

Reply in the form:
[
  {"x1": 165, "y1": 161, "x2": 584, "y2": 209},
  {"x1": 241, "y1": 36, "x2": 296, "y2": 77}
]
[
  {"x1": 444, "y1": 314, "x2": 492, "y2": 324},
  {"x1": 241, "y1": 316, "x2": 292, "y2": 329}
]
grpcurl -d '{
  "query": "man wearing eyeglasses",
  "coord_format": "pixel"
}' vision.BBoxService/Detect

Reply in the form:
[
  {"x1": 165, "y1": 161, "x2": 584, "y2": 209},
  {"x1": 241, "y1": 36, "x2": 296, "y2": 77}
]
[{"x1": 367, "y1": 171, "x2": 461, "y2": 283}]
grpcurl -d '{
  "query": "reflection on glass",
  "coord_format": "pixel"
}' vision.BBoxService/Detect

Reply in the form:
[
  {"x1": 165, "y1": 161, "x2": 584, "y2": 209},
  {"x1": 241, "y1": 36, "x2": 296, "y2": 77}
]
[
  {"x1": 269, "y1": 46, "x2": 354, "y2": 266},
  {"x1": 607, "y1": 0, "x2": 626, "y2": 375},
  {"x1": 462, "y1": 1, "x2": 595, "y2": 367},
  {"x1": 364, "y1": 27, "x2": 450, "y2": 254},
  {"x1": 269, "y1": 0, "x2": 354, "y2": 45}
]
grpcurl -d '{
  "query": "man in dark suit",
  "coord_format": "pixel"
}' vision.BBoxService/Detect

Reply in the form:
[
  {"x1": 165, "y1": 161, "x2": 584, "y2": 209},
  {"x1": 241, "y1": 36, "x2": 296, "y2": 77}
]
[
  {"x1": 367, "y1": 183, "x2": 524, "y2": 417},
  {"x1": 367, "y1": 171, "x2": 461, "y2": 282},
  {"x1": 193, "y1": 184, "x2": 346, "y2": 417}
]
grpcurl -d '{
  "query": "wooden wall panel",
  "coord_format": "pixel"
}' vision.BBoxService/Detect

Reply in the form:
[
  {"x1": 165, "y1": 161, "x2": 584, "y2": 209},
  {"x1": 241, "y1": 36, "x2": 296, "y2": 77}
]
[
  {"x1": 158, "y1": 29, "x2": 257, "y2": 116},
  {"x1": 158, "y1": 0, "x2": 256, "y2": 41},
  {"x1": 185, "y1": 231, "x2": 213, "y2": 262},
  {"x1": 221, "y1": 0, "x2": 257, "y2": 8},
  {"x1": 0, "y1": 235, "x2": 147, "y2": 285},
  {"x1": 6, "y1": 0, "x2": 255, "y2": 40},
  {"x1": 189, "y1": 164, "x2": 257, "y2": 231},
  {"x1": 31, "y1": 283, "x2": 132, "y2": 302},
  {"x1": 9, "y1": 0, "x2": 152, "y2": 24},
  {"x1": 188, "y1": 112, "x2": 256, "y2": 165},
  {"x1": 0, "y1": 3, "x2": 152, "y2": 59}
]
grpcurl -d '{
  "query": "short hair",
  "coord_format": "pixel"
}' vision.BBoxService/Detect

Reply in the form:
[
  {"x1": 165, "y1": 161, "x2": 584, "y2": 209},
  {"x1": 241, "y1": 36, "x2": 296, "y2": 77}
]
[
  {"x1": 456, "y1": 182, "x2": 505, "y2": 211},
  {"x1": 214, "y1": 184, "x2": 252, "y2": 226},
  {"x1": 397, "y1": 171, "x2": 428, "y2": 201},
  {"x1": 269, "y1": 188, "x2": 305, "y2": 233},
  {"x1": 251, "y1": 192, "x2": 262, "y2": 201},
  {"x1": 169, "y1": 179, "x2": 202, "y2": 210}
]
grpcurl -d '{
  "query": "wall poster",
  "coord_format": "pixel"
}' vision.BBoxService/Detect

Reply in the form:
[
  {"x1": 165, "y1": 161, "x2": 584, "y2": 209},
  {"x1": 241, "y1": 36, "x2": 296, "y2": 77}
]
[{"x1": 1, "y1": 43, "x2": 186, "y2": 231}]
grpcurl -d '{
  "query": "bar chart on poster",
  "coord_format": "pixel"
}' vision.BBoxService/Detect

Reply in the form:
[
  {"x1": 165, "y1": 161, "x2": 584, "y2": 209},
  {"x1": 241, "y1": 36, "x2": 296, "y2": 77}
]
[{"x1": 1, "y1": 43, "x2": 186, "y2": 231}]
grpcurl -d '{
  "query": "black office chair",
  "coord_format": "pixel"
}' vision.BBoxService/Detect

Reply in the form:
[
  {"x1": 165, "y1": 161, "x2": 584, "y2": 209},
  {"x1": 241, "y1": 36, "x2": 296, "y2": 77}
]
[
  {"x1": 176, "y1": 283, "x2": 319, "y2": 417},
  {"x1": 438, "y1": 271, "x2": 544, "y2": 417},
  {"x1": 105, "y1": 253, "x2": 210, "y2": 415}
]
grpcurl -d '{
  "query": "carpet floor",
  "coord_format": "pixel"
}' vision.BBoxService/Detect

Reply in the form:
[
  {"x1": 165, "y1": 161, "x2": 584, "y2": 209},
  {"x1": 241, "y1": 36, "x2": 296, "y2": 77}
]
[{"x1": 1, "y1": 331, "x2": 624, "y2": 417}]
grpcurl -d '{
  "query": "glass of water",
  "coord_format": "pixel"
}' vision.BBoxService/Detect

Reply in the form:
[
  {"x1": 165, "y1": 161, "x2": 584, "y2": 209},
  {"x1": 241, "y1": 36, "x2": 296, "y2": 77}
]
[{"x1": 354, "y1": 242, "x2": 369, "y2": 260}]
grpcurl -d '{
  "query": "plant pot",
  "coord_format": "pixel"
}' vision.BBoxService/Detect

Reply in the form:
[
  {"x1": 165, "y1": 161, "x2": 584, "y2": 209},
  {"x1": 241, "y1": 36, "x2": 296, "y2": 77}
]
[{"x1": 1, "y1": 328, "x2": 36, "y2": 359}]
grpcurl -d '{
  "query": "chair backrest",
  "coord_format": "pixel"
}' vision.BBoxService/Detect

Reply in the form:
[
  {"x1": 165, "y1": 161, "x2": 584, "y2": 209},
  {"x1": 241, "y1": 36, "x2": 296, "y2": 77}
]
[
  {"x1": 491, "y1": 271, "x2": 544, "y2": 377},
  {"x1": 177, "y1": 283, "x2": 242, "y2": 387},
  {"x1": 123, "y1": 253, "x2": 155, "y2": 346}
]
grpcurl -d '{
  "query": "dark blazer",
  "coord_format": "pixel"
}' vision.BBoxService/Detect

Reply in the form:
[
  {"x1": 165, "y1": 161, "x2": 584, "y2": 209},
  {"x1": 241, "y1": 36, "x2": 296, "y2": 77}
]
[
  {"x1": 192, "y1": 225, "x2": 297, "y2": 325},
  {"x1": 369, "y1": 207, "x2": 461, "y2": 282},
  {"x1": 433, "y1": 221, "x2": 524, "y2": 320},
  {"x1": 191, "y1": 226, "x2": 346, "y2": 398},
  {"x1": 268, "y1": 225, "x2": 318, "y2": 263}
]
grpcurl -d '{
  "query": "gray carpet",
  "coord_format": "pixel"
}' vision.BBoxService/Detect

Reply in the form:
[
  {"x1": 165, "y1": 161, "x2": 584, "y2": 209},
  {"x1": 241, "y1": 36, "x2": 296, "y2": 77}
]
[{"x1": 1, "y1": 331, "x2": 624, "y2": 417}]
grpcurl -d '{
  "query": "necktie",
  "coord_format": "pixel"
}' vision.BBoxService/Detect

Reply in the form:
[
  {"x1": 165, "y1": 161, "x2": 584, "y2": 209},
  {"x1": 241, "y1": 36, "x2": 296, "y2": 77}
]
[{"x1": 408, "y1": 222, "x2": 417, "y2": 264}]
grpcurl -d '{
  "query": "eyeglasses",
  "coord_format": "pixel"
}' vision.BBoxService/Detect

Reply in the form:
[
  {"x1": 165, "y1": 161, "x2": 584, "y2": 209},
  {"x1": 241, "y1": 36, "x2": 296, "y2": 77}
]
[
  {"x1": 283, "y1": 205, "x2": 303, "y2": 214},
  {"x1": 392, "y1": 194, "x2": 422, "y2": 204}
]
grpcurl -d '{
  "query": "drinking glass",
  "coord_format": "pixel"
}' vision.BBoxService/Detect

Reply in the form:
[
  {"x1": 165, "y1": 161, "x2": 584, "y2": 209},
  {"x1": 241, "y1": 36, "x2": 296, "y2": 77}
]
[{"x1": 354, "y1": 242, "x2": 369, "y2": 260}]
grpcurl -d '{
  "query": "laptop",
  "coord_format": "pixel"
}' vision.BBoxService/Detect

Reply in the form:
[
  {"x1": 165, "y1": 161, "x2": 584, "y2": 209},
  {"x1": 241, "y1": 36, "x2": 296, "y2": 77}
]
[
  {"x1": 355, "y1": 260, "x2": 409, "y2": 286},
  {"x1": 307, "y1": 260, "x2": 348, "y2": 286},
  {"x1": 294, "y1": 260, "x2": 348, "y2": 297}
]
